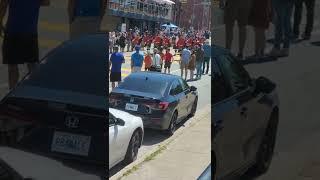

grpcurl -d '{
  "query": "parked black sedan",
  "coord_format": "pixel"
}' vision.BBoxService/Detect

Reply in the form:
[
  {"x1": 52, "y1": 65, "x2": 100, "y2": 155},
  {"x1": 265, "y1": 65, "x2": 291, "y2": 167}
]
[
  {"x1": 0, "y1": 33, "x2": 107, "y2": 164},
  {"x1": 109, "y1": 72, "x2": 198, "y2": 135},
  {"x1": 212, "y1": 45, "x2": 279, "y2": 179}
]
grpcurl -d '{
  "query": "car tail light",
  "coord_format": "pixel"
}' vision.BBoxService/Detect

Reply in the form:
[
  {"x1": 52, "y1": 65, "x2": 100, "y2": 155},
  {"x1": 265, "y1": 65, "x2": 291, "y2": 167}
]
[
  {"x1": 158, "y1": 102, "x2": 169, "y2": 110},
  {"x1": 144, "y1": 102, "x2": 169, "y2": 111}
]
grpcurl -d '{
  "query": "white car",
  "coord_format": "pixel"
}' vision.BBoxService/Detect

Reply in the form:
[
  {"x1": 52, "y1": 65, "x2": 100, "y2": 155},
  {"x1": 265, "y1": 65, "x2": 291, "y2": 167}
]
[{"x1": 109, "y1": 108, "x2": 144, "y2": 169}]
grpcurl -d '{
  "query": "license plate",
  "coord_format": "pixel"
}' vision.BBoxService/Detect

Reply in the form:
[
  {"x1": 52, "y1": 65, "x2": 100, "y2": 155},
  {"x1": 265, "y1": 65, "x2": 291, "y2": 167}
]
[
  {"x1": 125, "y1": 103, "x2": 138, "y2": 111},
  {"x1": 51, "y1": 131, "x2": 91, "y2": 156}
]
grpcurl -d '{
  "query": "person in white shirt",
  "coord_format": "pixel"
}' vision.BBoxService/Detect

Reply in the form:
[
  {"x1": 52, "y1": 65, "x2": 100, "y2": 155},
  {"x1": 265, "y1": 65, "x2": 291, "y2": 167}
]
[{"x1": 152, "y1": 48, "x2": 161, "y2": 72}]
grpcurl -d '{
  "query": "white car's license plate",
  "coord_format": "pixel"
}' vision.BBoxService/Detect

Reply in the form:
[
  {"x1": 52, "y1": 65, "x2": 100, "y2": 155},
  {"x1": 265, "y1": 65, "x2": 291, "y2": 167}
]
[
  {"x1": 125, "y1": 103, "x2": 138, "y2": 111},
  {"x1": 51, "y1": 131, "x2": 91, "y2": 156}
]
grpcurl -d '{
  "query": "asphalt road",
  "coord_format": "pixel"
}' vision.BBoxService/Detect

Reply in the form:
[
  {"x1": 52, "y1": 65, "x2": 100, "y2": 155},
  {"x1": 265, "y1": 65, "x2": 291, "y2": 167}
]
[
  {"x1": 213, "y1": 2, "x2": 320, "y2": 179},
  {"x1": 108, "y1": 49, "x2": 212, "y2": 178}
]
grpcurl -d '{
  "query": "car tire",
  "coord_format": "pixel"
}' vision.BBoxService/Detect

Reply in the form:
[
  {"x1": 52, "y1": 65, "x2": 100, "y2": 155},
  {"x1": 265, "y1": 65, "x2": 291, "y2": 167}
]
[
  {"x1": 124, "y1": 130, "x2": 141, "y2": 164},
  {"x1": 166, "y1": 112, "x2": 177, "y2": 136},
  {"x1": 245, "y1": 111, "x2": 279, "y2": 177},
  {"x1": 189, "y1": 97, "x2": 198, "y2": 117}
]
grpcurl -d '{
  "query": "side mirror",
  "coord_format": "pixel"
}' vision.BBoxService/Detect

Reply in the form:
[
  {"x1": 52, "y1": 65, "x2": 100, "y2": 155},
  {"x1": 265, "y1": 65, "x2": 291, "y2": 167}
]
[
  {"x1": 254, "y1": 76, "x2": 276, "y2": 95},
  {"x1": 115, "y1": 118, "x2": 125, "y2": 126},
  {"x1": 190, "y1": 86, "x2": 197, "y2": 92}
]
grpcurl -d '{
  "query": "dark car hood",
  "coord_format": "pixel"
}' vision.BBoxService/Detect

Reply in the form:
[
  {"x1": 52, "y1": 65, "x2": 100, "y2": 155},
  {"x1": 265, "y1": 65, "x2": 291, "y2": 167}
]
[
  {"x1": 6, "y1": 85, "x2": 106, "y2": 110},
  {"x1": 112, "y1": 88, "x2": 163, "y2": 100}
]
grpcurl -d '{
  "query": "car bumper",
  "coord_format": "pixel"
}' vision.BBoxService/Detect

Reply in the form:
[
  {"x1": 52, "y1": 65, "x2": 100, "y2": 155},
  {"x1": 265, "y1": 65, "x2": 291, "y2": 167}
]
[{"x1": 139, "y1": 113, "x2": 172, "y2": 130}]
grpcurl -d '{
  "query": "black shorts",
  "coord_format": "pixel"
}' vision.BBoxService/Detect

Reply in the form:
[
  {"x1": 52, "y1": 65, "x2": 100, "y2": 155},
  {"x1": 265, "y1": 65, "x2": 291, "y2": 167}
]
[
  {"x1": 110, "y1": 72, "x2": 122, "y2": 82},
  {"x1": 164, "y1": 61, "x2": 171, "y2": 68},
  {"x1": 2, "y1": 33, "x2": 39, "y2": 64}
]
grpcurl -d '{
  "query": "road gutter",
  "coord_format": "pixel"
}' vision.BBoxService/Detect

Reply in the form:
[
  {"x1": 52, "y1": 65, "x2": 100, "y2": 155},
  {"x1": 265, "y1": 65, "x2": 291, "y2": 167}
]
[{"x1": 109, "y1": 104, "x2": 211, "y2": 180}]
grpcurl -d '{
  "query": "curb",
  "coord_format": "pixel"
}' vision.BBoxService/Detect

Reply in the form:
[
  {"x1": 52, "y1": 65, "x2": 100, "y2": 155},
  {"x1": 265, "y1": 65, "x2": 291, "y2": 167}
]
[{"x1": 109, "y1": 104, "x2": 211, "y2": 180}]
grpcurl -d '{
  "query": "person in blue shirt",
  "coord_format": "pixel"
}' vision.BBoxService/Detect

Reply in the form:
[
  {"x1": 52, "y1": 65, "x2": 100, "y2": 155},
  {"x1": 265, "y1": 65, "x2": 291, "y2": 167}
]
[
  {"x1": 131, "y1": 45, "x2": 144, "y2": 72},
  {"x1": 202, "y1": 40, "x2": 211, "y2": 74},
  {"x1": 68, "y1": 0, "x2": 106, "y2": 39},
  {"x1": 0, "y1": 0, "x2": 49, "y2": 90},
  {"x1": 109, "y1": 46, "x2": 125, "y2": 89}
]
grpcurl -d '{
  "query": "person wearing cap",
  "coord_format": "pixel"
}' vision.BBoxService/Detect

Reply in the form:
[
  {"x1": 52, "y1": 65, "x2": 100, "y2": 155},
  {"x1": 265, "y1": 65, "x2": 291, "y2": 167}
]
[
  {"x1": 68, "y1": 0, "x2": 106, "y2": 39},
  {"x1": 131, "y1": 45, "x2": 144, "y2": 72},
  {"x1": 109, "y1": 46, "x2": 125, "y2": 89},
  {"x1": 202, "y1": 40, "x2": 211, "y2": 74}
]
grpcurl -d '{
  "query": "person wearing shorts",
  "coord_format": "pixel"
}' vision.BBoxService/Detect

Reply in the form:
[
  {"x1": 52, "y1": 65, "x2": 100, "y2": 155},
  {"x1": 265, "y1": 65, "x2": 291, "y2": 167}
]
[
  {"x1": 163, "y1": 48, "x2": 173, "y2": 74},
  {"x1": 131, "y1": 45, "x2": 144, "y2": 72},
  {"x1": 109, "y1": 46, "x2": 125, "y2": 89},
  {"x1": 180, "y1": 46, "x2": 191, "y2": 80},
  {"x1": 224, "y1": 0, "x2": 253, "y2": 59},
  {"x1": 0, "y1": 0, "x2": 49, "y2": 90}
]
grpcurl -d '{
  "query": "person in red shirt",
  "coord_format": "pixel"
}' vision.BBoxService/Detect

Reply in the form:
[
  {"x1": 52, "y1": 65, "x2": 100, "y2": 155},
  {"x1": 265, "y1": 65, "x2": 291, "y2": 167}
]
[
  {"x1": 132, "y1": 35, "x2": 140, "y2": 49},
  {"x1": 163, "y1": 48, "x2": 174, "y2": 74},
  {"x1": 144, "y1": 50, "x2": 152, "y2": 71},
  {"x1": 154, "y1": 34, "x2": 162, "y2": 49},
  {"x1": 186, "y1": 37, "x2": 193, "y2": 48},
  {"x1": 176, "y1": 35, "x2": 185, "y2": 54},
  {"x1": 163, "y1": 36, "x2": 170, "y2": 48}
]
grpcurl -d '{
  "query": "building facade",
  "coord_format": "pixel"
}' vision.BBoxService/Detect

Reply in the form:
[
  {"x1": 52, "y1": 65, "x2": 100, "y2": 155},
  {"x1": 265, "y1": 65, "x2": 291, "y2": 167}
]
[{"x1": 106, "y1": 0, "x2": 176, "y2": 32}]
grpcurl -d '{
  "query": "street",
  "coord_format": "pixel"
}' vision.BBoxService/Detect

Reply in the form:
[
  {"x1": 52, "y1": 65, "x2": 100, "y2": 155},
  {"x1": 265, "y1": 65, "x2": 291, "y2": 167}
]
[
  {"x1": 108, "y1": 48, "x2": 212, "y2": 178},
  {"x1": 213, "y1": 1, "x2": 320, "y2": 179}
]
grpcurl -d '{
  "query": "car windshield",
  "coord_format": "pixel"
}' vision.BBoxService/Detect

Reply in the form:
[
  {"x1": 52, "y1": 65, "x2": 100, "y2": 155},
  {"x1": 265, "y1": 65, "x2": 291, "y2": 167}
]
[
  {"x1": 22, "y1": 34, "x2": 107, "y2": 96},
  {"x1": 118, "y1": 76, "x2": 169, "y2": 96}
]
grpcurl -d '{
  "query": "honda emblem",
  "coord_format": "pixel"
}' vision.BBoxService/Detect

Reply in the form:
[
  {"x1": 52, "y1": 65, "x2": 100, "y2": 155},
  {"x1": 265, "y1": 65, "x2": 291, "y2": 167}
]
[{"x1": 130, "y1": 98, "x2": 134, "y2": 103}]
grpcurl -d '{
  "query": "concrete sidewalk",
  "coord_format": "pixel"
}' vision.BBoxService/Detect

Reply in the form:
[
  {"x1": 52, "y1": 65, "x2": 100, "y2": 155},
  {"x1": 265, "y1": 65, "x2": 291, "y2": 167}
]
[{"x1": 114, "y1": 105, "x2": 211, "y2": 180}]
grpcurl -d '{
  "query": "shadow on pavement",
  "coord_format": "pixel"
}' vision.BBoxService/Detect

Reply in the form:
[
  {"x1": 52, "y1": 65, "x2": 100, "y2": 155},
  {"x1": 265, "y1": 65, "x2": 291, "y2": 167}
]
[
  {"x1": 241, "y1": 56, "x2": 278, "y2": 65},
  {"x1": 311, "y1": 41, "x2": 320, "y2": 46},
  {"x1": 0, "y1": 146, "x2": 105, "y2": 179}
]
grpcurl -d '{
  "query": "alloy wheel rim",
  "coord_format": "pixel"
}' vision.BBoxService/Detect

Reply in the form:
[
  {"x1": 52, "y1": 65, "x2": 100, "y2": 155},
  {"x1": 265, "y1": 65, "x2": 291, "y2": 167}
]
[{"x1": 131, "y1": 133, "x2": 140, "y2": 158}]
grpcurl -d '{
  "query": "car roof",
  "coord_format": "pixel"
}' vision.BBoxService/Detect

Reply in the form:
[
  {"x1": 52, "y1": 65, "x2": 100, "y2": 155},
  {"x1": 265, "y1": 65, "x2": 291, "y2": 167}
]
[
  {"x1": 126, "y1": 72, "x2": 180, "y2": 82},
  {"x1": 6, "y1": 33, "x2": 107, "y2": 108},
  {"x1": 211, "y1": 44, "x2": 230, "y2": 57}
]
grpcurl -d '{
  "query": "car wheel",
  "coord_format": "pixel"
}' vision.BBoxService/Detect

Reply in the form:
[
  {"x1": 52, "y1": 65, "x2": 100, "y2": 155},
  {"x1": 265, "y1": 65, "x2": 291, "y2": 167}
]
[
  {"x1": 245, "y1": 111, "x2": 278, "y2": 177},
  {"x1": 166, "y1": 112, "x2": 177, "y2": 136},
  {"x1": 189, "y1": 97, "x2": 198, "y2": 117},
  {"x1": 124, "y1": 130, "x2": 141, "y2": 164}
]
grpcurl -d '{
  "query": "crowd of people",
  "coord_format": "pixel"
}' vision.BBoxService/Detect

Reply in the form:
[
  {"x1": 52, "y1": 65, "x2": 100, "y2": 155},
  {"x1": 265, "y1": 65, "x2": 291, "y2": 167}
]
[
  {"x1": 221, "y1": 0, "x2": 316, "y2": 59},
  {"x1": 109, "y1": 28, "x2": 211, "y2": 89}
]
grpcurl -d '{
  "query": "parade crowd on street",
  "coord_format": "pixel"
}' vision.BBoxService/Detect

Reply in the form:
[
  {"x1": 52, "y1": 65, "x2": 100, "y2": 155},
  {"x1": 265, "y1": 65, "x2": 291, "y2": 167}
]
[
  {"x1": 220, "y1": 0, "x2": 316, "y2": 59},
  {"x1": 109, "y1": 28, "x2": 212, "y2": 90}
]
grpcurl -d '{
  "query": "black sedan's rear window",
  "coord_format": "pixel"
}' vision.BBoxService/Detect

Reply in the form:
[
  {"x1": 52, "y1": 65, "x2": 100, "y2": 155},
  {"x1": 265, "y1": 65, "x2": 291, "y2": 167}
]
[
  {"x1": 118, "y1": 76, "x2": 169, "y2": 96},
  {"x1": 22, "y1": 34, "x2": 107, "y2": 96}
]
